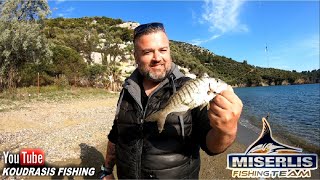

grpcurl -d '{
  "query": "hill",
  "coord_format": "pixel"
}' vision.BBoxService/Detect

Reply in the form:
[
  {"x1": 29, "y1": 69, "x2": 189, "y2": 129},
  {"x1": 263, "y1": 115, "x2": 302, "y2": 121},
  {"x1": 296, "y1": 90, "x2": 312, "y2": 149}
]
[
  {"x1": 170, "y1": 40, "x2": 318, "y2": 86},
  {"x1": 1, "y1": 16, "x2": 319, "y2": 91}
]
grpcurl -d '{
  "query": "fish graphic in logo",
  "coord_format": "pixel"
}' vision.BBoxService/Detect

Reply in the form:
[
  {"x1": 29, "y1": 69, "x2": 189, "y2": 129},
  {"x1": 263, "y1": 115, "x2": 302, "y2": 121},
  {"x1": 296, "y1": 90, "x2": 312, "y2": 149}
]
[
  {"x1": 227, "y1": 116, "x2": 318, "y2": 178},
  {"x1": 245, "y1": 117, "x2": 302, "y2": 154}
]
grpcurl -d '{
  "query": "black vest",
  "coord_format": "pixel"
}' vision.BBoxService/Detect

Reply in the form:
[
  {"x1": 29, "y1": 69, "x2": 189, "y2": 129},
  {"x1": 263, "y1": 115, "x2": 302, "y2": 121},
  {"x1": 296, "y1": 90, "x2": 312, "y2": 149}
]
[{"x1": 115, "y1": 73, "x2": 202, "y2": 179}]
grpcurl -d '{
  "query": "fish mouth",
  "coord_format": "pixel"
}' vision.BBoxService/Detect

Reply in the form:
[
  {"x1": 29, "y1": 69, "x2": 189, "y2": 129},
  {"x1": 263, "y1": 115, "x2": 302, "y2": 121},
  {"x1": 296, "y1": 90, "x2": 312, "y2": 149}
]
[
  {"x1": 208, "y1": 83, "x2": 219, "y2": 95},
  {"x1": 207, "y1": 90, "x2": 218, "y2": 95}
]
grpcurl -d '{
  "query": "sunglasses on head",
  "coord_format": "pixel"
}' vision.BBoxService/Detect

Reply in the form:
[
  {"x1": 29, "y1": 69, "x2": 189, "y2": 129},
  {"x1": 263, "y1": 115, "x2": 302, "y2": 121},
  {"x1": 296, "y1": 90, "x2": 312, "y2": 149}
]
[{"x1": 134, "y1": 22, "x2": 165, "y2": 39}]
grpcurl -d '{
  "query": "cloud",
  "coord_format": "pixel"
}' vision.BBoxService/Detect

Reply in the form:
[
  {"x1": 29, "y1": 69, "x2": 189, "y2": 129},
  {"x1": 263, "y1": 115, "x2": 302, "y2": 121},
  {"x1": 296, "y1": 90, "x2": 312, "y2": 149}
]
[
  {"x1": 202, "y1": 0, "x2": 248, "y2": 33},
  {"x1": 56, "y1": 0, "x2": 66, "y2": 4},
  {"x1": 57, "y1": 7, "x2": 75, "y2": 17},
  {"x1": 191, "y1": 0, "x2": 247, "y2": 45},
  {"x1": 190, "y1": 34, "x2": 221, "y2": 46},
  {"x1": 66, "y1": 7, "x2": 75, "y2": 13}
]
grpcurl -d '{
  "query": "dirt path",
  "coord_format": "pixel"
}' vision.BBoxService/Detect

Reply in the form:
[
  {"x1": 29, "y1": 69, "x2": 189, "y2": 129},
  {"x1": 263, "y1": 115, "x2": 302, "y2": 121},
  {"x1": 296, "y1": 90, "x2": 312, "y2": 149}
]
[{"x1": 0, "y1": 96, "x2": 247, "y2": 179}]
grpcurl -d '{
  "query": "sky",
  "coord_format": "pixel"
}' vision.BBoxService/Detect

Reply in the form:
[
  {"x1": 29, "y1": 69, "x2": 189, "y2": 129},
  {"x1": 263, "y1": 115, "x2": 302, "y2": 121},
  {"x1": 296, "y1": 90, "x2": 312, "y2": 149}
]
[{"x1": 48, "y1": 0, "x2": 319, "y2": 72}]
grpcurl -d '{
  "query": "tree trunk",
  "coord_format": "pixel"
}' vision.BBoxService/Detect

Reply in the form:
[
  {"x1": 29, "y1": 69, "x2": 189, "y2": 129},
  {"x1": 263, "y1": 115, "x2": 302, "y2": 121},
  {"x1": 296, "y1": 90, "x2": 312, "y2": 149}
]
[{"x1": 8, "y1": 66, "x2": 17, "y2": 93}]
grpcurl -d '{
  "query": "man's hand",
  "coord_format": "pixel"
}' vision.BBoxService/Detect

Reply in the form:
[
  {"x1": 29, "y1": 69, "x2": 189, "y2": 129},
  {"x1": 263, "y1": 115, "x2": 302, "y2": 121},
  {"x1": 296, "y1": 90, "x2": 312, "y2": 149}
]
[
  {"x1": 206, "y1": 85, "x2": 243, "y2": 153},
  {"x1": 102, "y1": 174, "x2": 114, "y2": 180},
  {"x1": 208, "y1": 85, "x2": 242, "y2": 135}
]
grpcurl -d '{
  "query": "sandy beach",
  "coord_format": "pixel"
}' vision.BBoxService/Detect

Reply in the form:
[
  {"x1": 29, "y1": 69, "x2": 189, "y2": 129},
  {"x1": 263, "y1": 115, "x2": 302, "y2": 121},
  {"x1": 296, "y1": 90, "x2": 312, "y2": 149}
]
[{"x1": 0, "y1": 95, "x2": 319, "y2": 179}]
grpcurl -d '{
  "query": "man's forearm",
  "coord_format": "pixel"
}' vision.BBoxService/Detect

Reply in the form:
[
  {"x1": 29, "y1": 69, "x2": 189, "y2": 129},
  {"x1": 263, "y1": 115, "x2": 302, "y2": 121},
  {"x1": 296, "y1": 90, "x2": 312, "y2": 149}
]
[
  {"x1": 206, "y1": 126, "x2": 237, "y2": 154},
  {"x1": 105, "y1": 141, "x2": 116, "y2": 169}
]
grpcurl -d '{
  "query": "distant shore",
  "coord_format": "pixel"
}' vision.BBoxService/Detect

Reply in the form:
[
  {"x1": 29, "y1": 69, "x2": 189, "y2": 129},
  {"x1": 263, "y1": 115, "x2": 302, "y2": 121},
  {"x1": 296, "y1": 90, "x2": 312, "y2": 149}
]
[{"x1": 232, "y1": 82, "x2": 320, "y2": 88}]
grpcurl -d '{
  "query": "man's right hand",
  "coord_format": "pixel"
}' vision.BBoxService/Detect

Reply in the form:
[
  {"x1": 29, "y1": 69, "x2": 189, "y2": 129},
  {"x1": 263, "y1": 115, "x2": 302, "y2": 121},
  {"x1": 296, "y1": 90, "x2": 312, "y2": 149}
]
[{"x1": 102, "y1": 174, "x2": 114, "y2": 180}]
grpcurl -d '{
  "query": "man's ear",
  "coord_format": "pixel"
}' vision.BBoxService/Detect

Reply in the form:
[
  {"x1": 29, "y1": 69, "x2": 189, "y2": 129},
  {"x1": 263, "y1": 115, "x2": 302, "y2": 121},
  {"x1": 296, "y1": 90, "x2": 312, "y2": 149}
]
[{"x1": 134, "y1": 50, "x2": 138, "y2": 64}]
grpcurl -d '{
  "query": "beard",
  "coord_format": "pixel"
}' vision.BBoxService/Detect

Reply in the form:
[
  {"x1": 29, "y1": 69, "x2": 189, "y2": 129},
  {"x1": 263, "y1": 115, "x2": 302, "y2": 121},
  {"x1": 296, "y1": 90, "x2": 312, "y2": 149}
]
[{"x1": 137, "y1": 62, "x2": 171, "y2": 82}]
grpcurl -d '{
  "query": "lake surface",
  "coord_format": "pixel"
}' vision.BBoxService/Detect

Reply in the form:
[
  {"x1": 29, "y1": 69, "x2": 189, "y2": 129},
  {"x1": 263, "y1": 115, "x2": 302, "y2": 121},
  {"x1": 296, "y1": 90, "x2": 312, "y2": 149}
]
[{"x1": 234, "y1": 84, "x2": 320, "y2": 153}]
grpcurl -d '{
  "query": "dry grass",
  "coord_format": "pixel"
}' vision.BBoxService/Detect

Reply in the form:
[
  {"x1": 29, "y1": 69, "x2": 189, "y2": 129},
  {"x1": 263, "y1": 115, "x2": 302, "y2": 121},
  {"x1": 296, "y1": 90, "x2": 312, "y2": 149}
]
[{"x1": 0, "y1": 85, "x2": 118, "y2": 112}]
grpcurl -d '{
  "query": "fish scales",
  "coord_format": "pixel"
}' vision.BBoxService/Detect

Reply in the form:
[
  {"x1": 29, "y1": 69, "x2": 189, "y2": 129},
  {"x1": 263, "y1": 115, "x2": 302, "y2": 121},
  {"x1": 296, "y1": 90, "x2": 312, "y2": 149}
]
[
  {"x1": 145, "y1": 77, "x2": 229, "y2": 133},
  {"x1": 180, "y1": 87, "x2": 193, "y2": 105}
]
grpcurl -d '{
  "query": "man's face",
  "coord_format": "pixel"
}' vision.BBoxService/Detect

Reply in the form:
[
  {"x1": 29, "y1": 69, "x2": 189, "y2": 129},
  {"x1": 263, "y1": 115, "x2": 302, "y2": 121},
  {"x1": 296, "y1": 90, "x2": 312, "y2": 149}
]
[{"x1": 134, "y1": 31, "x2": 172, "y2": 82}]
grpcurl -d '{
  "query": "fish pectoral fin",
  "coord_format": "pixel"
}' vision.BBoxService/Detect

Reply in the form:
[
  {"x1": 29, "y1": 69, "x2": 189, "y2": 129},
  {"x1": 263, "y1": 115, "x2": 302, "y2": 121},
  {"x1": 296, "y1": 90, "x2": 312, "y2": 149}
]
[
  {"x1": 145, "y1": 110, "x2": 168, "y2": 133},
  {"x1": 199, "y1": 103, "x2": 209, "y2": 111},
  {"x1": 145, "y1": 112, "x2": 159, "y2": 122},
  {"x1": 172, "y1": 111, "x2": 187, "y2": 117},
  {"x1": 157, "y1": 118, "x2": 166, "y2": 133}
]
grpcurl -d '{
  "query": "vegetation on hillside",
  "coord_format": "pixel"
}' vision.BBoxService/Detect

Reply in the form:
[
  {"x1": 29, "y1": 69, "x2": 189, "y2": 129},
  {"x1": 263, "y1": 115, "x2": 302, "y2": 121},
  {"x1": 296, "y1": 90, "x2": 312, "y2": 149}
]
[
  {"x1": 170, "y1": 41, "x2": 318, "y2": 86},
  {"x1": 0, "y1": 0, "x2": 318, "y2": 93}
]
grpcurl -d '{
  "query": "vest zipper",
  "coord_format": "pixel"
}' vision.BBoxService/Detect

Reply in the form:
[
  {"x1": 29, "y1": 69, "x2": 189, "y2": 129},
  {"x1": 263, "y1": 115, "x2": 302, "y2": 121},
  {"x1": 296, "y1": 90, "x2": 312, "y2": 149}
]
[{"x1": 135, "y1": 79, "x2": 169, "y2": 178}]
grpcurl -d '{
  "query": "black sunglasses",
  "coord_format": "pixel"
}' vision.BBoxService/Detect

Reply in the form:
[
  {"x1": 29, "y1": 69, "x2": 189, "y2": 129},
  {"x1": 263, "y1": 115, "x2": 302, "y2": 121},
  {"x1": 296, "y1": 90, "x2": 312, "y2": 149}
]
[{"x1": 134, "y1": 22, "x2": 165, "y2": 39}]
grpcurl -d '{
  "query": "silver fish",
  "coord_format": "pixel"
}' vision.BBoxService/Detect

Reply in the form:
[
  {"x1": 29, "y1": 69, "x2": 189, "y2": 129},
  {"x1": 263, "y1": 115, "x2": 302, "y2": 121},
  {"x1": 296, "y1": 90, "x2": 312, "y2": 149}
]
[{"x1": 145, "y1": 77, "x2": 229, "y2": 133}]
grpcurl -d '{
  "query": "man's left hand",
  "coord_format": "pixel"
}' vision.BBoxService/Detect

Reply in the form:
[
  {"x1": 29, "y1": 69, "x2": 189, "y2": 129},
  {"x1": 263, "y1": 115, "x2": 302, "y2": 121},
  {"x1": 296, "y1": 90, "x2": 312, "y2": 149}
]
[{"x1": 208, "y1": 85, "x2": 243, "y2": 136}]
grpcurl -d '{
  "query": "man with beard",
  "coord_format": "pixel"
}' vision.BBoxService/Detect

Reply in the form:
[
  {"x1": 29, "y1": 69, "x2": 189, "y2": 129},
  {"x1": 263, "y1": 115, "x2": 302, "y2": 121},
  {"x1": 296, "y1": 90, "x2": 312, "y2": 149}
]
[{"x1": 100, "y1": 22, "x2": 243, "y2": 179}]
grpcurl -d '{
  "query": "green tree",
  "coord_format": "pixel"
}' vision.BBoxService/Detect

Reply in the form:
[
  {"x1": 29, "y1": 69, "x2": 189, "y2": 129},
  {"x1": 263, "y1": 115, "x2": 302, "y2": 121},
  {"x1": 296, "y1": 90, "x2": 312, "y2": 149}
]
[
  {"x1": 0, "y1": 0, "x2": 51, "y2": 91},
  {"x1": 0, "y1": 0, "x2": 50, "y2": 21},
  {"x1": 51, "y1": 45, "x2": 87, "y2": 84},
  {"x1": 81, "y1": 28, "x2": 99, "y2": 64},
  {"x1": 102, "y1": 37, "x2": 125, "y2": 63}
]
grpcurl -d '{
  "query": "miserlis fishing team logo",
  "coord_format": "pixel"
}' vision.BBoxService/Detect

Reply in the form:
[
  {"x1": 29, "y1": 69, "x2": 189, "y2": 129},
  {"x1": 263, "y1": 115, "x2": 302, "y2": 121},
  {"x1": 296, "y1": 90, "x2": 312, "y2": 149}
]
[{"x1": 227, "y1": 117, "x2": 318, "y2": 178}]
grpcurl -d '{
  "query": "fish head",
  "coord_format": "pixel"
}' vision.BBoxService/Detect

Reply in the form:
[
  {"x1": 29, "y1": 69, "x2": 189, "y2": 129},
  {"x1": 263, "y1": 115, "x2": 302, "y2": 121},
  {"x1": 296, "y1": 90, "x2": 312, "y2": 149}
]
[{"x1": 207, "y1": 78, "x2": 228, "y2": 95}]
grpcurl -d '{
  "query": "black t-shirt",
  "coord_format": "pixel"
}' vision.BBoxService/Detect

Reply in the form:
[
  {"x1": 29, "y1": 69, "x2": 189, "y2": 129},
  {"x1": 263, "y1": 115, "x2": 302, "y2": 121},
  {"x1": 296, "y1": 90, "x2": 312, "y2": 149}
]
[{"x1": 137, "y1": 73, "x2": 148, "y2": 111}]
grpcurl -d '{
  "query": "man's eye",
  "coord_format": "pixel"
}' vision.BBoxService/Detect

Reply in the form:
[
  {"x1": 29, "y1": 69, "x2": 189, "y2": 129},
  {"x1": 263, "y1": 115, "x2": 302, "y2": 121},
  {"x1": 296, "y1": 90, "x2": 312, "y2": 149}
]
[{"x1": 161, "y1": 49, "x2": 167, "y2": 52}]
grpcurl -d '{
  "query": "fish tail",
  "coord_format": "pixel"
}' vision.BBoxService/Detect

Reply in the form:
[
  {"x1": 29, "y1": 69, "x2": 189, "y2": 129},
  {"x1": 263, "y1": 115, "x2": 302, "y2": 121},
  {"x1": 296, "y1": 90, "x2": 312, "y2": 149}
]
[{"x1": 145, "y1": 110, "x2": 169, "y2": 133}]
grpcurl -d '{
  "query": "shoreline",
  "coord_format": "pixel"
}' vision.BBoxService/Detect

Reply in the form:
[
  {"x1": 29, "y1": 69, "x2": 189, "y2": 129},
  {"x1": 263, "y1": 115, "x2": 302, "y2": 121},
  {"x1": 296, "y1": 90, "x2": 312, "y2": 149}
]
[
  {"x1": 199, "y1": 124, "x2": 256, "y2": 179},
  {"x1": 234, "y1": 84, "x2": 320, "y2": 155},
  {"x1": 0, "y1": 95, "x2": 319, "y2": 179},
  {"x1": 1, "y1": 126, "x2": 318, "y2": 179},
  {"x1": 240, "y1": 117, "x2": 320, "y2": 155},
  {"x1": 42, "y1": 124, "x2": 319, "y2": 179}
]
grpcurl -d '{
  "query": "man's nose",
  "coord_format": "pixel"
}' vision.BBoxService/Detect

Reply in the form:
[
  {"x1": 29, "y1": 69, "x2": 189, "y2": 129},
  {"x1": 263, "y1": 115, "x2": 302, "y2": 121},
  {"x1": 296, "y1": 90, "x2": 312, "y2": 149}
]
[{"x1": 152, "y1": 51, "x2": 162, "y2": 61}]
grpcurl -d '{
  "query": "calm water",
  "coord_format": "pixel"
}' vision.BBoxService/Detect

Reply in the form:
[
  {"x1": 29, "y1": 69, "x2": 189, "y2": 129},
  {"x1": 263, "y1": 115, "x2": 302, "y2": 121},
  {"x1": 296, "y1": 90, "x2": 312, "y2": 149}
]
[{"x1": 234, "y1": 84, "x2": 320, "y2": 153}]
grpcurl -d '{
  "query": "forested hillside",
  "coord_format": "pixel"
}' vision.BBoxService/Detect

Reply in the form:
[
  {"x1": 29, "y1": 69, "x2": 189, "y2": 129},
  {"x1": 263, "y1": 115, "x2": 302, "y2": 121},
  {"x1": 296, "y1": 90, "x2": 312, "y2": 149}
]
[
  {"x1": 36, "y1": 17, "x2": 320, "y2": 87},
  {"x1": 170, "y1": 41, "x2": 320, "y2": 86},
  {"x1": 0, "y1": 0, "x2": 318, "y2": 92}
]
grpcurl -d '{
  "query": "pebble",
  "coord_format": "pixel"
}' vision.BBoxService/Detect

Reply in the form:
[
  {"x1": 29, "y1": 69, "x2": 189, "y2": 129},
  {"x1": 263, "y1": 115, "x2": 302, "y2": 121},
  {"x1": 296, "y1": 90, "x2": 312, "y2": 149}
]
[{"x1": 0, "y1": 96, "x2": 117, "y2": 163}]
